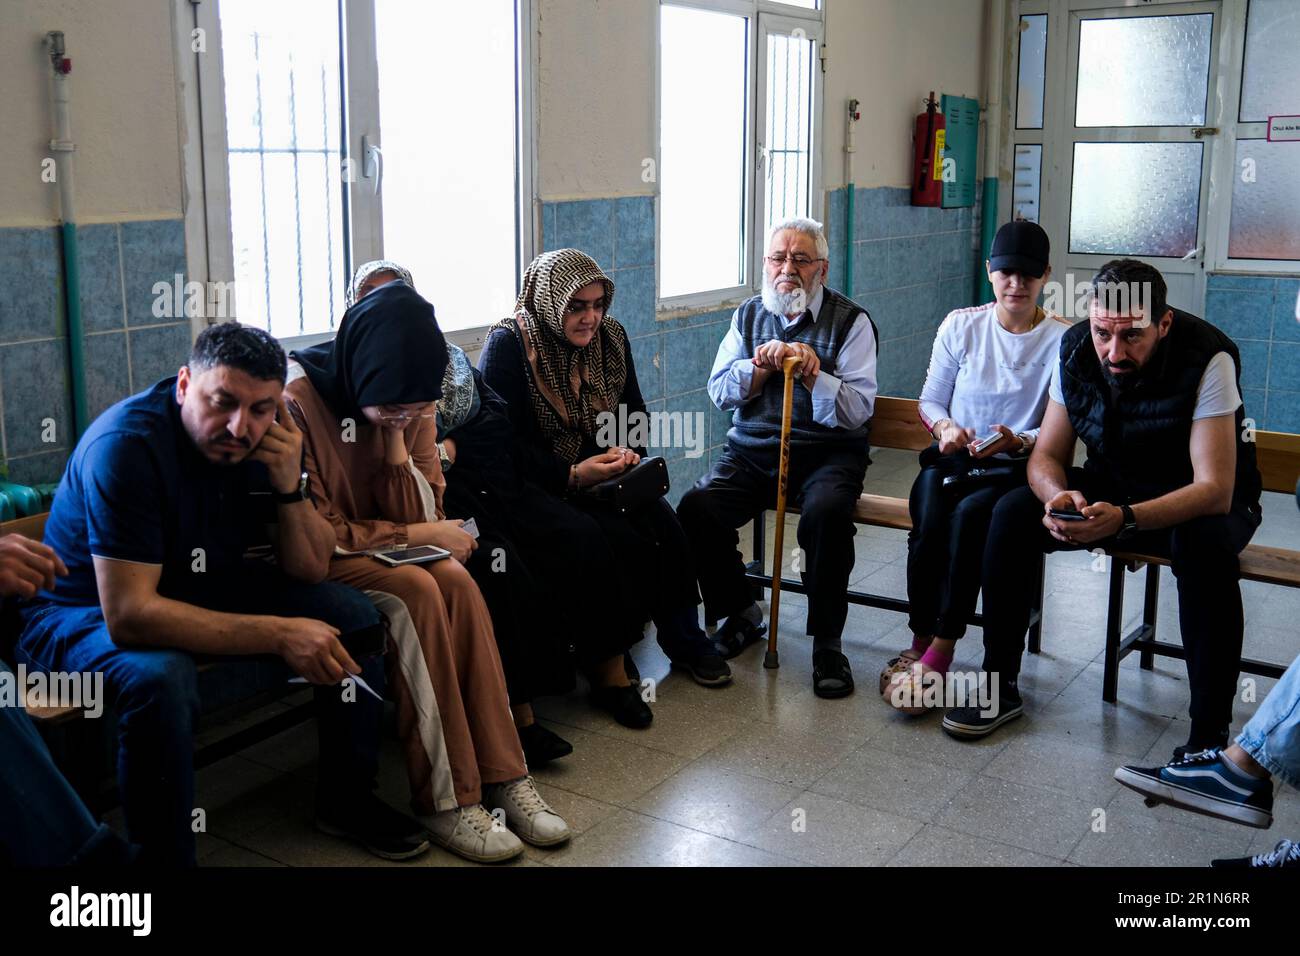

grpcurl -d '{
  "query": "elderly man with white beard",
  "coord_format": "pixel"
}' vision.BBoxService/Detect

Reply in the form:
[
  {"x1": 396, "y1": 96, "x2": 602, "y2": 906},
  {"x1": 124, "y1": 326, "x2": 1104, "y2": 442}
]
[{"x1": 677, "y1": 217, "x2": 878, "y2": 698}]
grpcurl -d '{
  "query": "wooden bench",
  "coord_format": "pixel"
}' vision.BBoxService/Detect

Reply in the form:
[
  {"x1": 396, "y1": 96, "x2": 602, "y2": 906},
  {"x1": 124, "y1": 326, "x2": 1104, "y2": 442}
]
[
  {"x1": 1103, "y1": 429, "x2": 1300, "y2": 702},
  {"x1": 743, "y1": 396, "x2": 1047, "y2": 653}
]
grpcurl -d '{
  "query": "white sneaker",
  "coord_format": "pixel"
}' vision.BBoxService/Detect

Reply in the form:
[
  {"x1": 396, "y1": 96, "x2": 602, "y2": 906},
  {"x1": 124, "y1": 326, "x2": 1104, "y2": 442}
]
[
  {"x1": 419, "y1": 803, "x2": 524, "y2": 863},
  {"x1": 483, "y1": 776, "x2": 572, "y2": 847}
]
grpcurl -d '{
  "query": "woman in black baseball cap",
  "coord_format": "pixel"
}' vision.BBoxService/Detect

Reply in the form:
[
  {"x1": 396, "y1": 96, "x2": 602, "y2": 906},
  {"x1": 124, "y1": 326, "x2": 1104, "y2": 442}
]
[{"x1": 881, "y1": 219, "x2": 1069, "y2": 718}]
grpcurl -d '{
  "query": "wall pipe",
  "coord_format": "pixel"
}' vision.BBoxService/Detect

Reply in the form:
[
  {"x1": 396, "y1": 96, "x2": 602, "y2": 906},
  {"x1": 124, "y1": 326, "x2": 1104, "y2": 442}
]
[
  {"x1": 843, "y1": 99, "x2": 860, "y2": 297},
  {"x1": 46, "y1": 31, "x2": 89, "y2": 440},
  {"x1": 978, "y1": 0, "x2": 1007, "y2": 305}
]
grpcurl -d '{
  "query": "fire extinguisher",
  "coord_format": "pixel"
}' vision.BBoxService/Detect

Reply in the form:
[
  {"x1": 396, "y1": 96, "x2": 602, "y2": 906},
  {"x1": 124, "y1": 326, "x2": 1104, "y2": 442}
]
[{"x1": 910, "y1": 91, "x2": 944, "y2": 207}]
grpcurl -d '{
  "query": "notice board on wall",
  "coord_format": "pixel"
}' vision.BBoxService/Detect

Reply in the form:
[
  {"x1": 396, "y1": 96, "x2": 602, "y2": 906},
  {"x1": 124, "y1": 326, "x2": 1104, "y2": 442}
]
[{"x1": 940, "y1": 93, "x2": 980, "y2": 208}]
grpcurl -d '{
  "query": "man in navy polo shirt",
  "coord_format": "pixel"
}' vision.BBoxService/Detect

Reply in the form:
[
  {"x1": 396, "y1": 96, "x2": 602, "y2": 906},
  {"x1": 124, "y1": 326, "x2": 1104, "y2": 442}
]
[{"x1": 15, "y1": 324, "x2": 429, "y2": 866}]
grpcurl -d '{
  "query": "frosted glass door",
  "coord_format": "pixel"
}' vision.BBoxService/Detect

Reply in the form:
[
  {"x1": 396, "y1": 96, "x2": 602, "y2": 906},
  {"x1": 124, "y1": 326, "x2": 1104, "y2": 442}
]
[{"x1": 1054, "y1": 2, "x2": 1221, "y2": 316}]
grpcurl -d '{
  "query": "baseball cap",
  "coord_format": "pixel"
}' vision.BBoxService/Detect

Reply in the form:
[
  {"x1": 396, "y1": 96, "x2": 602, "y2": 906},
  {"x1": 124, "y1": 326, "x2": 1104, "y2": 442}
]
[{"x1": 989, "y1": 220, "x2": 1051, "y2": 278}]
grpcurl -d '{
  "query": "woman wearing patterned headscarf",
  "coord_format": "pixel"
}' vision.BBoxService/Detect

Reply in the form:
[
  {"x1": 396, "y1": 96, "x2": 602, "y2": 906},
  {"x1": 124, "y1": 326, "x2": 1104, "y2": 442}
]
[
  {"x1": 480, "y1": 249, "x2": 733, "y2": 729},
  {"x1": 347, "y1": 260, "x2": 622, "y2": 769},
  {"x1": 285, "y1": 282, "x2": 571, "y2": 862}
]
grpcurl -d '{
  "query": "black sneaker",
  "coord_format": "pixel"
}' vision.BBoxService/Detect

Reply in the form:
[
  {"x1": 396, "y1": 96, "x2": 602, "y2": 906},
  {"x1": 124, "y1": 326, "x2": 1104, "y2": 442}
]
[
  {"x1": 713, "y1": 615, "x2": 768, "y2": 660},
  {"x1": 315, "y1": 791, "x2": 431, "y2": 861},
  {"x1": 1212, "y1": 839, "x2": 1300, "y2": 868},
  {"x1": 942, "y1": 685, "x2": 1023, "y2": 739},
  {"x1": 590, "y1": 683, "x2": 654, "y2": 728},
  {"x1": 518, "y1": 721, "x2": 574, "y2": 767},
  {"x1": 661, "y1": 633, "x2": 733, "y2": 687},
  {"x1": 1172, "y1": 733, "x2": 1229, "y2": 763}
]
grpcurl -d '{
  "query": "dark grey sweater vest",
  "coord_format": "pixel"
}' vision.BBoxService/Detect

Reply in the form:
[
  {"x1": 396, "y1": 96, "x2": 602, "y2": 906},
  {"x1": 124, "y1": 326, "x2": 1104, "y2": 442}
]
[{"x1": 727, "y1": 286, "x2": 875, "y2": 455}]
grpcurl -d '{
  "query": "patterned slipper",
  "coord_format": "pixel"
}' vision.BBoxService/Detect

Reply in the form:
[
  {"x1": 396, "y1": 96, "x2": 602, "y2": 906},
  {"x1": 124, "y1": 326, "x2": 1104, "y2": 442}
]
[
  {"x1": 882, "y1": 660, "x2": 947, "y2": 715},
  {"x1": 877, "y1": 648, "x2": 924, "y2": 696}
]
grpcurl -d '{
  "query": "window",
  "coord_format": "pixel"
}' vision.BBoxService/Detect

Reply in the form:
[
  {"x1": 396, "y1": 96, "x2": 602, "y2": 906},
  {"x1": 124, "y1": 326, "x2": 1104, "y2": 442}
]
[
  {"x1": 1220, "y1": 0, "x2": 1300, "y2": 265},
  {"x1": 1016, "y1": 14, "x2": 1046, "y2": 130},
  {"x1": 657, "y1": 0, "x2": 823, "y2": 307},
  {"x1": 185, "y1": 0, "x2": 534, "y2": 343}
]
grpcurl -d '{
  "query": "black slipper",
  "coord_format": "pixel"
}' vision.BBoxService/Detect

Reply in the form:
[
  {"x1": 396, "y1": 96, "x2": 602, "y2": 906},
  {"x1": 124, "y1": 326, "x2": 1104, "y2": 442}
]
[
  {"x1": 590, "y1": 683, "x2": 653, "y2": 729},
  {"x1": 812, "y1": 649, "x2": 855, "y2": 699},
  {"x1": 518, "y1": 722, "x2": 574, "y2": 767},
  {"x1": 712, "y1": 616, "x2": 768, "y2": 660}
]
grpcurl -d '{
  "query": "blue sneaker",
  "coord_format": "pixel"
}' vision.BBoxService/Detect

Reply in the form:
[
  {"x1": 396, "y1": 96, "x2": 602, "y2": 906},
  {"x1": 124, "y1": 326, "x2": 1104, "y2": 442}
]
[{"x1": 1114, "y1": 748, "x2": 1273, "y2": 829}]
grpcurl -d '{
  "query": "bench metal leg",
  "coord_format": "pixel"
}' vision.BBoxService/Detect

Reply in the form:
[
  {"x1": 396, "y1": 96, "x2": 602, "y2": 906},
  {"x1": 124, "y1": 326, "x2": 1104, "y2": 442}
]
[
  {"x1": 1103, "y1": 557, "x2": 1126, "y2": 704},
  {"x1": 748, "y1": 514, "x2": 767, "y2": 605},
  {"x1": 1138, "y1": 565, "x2": 1160, "y2": 670},
  {"x1": 1026, "y1": 552, "x2": 1046, "y2": 655}
]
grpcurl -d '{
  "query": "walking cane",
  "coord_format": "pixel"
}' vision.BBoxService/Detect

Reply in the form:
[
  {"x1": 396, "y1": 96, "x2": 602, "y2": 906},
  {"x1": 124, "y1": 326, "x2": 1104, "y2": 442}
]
[{"x1": 765, "y1": 353, "x2": 803, "y2": 670}]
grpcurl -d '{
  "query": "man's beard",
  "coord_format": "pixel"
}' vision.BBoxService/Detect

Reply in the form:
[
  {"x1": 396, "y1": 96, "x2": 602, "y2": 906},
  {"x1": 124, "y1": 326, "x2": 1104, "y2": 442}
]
[
  {"x1": 1100, "y1": 361, "x2": 1143, "y2": 393},
  {"x1": 762, "y1": 273, "x2": 815, "y2": 317}
]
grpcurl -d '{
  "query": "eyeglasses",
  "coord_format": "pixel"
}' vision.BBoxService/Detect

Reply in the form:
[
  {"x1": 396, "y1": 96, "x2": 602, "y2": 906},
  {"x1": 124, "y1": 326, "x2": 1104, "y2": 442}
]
[
  {"x1": 765, "y1": 254, "x2": 825, "y2": 269},
  {"x1": 377, "y1": 405, "x2": 437, "y2": 423},
  {"x1": 564, "y1": 296, "x2": 608, "y2": 315}
]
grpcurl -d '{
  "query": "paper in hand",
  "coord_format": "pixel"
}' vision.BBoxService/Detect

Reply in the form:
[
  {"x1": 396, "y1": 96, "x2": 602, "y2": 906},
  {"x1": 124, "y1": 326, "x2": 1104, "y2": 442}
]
[{"x1": 289, "y1": 671, "x2": 384, "y2": 701}]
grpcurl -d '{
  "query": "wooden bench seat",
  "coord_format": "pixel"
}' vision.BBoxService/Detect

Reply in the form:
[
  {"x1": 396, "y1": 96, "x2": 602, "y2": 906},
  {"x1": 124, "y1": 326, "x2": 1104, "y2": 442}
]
[{"x1": 1100, "y1": 432, "x2": 1300, "y2": 701}]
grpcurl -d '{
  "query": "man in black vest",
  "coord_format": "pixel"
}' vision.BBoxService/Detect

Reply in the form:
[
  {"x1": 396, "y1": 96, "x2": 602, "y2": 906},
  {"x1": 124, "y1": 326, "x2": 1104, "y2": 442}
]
[
  {"x1": 943, "y1": 259, "x2": 1262, "y2": 758},
  {"x1": 677, "y1": 218, "x2": 879, "y2": 698}
]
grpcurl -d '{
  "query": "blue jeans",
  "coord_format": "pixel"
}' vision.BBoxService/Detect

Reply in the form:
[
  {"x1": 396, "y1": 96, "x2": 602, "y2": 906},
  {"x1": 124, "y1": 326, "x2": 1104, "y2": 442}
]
[
  {"x1": 15, "y1": 565, "x2": 385, "y2": 866},
  {"x1": 1237, "y1": 655, "x2": 1300, "y2": 791},
  {"x1": 0, "y1": 661, "x2": 138, "y2": 866}
]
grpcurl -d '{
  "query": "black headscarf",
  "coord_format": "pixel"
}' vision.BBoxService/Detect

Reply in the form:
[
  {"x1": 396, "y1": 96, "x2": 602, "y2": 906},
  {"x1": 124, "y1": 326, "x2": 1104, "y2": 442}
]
[{"x1": 291, "y1": 281, "x2": 449, "y2": 422}]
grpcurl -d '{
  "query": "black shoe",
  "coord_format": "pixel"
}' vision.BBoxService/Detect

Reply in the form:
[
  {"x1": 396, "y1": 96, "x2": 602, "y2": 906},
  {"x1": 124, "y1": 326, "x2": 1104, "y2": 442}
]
[
  {"x1": 713, "y1": 615, "x2": 768, "y2": 660},
  {"x1": 623, "y1": 651, "x2": 641, "y2": 685},
  {"x1": 1172, "y1": 732, "x2": 1230, "y2": 763},
  {"x1": 942, "y1": 686, "x2": 1023, "y2": 739},
  {"x1": 590, "y1": 683, "x2": 654, "y2": 728},
  {"x1": 1212, "y1": 839, "x2": 1300, "y2": 868},
  {"x1": 661, "y1": 633, "x2": 733, "y2": 687},
  {"x1": 518, "y1": 721, "x2": 574, "y2": 767},
  {"x1": 812, "y1": 649, "x2": 855, "y2": 699},
  {"x1": 315, "y1": 791, "x2": 431, "y2": 861}
]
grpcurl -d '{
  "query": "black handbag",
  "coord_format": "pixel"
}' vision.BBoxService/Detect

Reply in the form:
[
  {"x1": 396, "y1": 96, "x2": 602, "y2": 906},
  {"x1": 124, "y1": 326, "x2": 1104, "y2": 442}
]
[{"x1": 587, "y1": 456, "x2": 670, "y2": 513}]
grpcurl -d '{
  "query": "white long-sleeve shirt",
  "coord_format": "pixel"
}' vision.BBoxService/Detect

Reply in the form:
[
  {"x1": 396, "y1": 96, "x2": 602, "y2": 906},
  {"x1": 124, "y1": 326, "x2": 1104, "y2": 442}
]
[
  {"x1": 706, "y1": 287, "x2": 878, "y2": 430},
  {"x1": 918, "y1": 303, "x2": 1071, "y2": 455}
]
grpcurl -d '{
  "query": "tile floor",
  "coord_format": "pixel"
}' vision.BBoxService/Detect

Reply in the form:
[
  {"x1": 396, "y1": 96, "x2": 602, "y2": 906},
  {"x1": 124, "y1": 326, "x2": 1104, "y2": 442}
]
[{"x1": 143, "y1": 448, "x2": 1300, "y2": 867}]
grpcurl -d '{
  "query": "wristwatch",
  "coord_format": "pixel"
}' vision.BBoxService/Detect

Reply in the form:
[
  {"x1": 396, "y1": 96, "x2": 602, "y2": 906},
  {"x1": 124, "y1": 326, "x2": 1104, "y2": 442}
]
[
  {"x1": 437, "y1": 442, "x2": 452, "y2": 471},
  {"x1": 1117, "y1": 503, "x2": 1139, "y2": 540},
  {"x1": 273, "y1": 471, "x2": 311, "y2": 505},
  {"x1": 1016, "y1": 433, "x2": 1032, "y2": 456}
]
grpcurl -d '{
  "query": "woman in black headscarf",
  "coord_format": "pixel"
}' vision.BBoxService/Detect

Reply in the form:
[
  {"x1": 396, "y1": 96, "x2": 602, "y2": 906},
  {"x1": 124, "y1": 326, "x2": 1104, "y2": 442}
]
[
  {"x1": 479, "y1": 249, "x2": 733, "y2": 729},
  {"x1": 285, "y1": 282, "x2": 570, "y2": 863}
]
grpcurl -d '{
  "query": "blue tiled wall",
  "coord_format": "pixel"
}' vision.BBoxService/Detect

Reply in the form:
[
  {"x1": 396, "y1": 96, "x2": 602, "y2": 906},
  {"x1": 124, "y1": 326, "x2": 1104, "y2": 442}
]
[
  {"x1": 540, "y1": 189, "x2": 983, "y2": 504},
  {"x1": 0, "y1": 218, "x2": 190, "y2": 486},
  {"x1": 824, "y1": 185, "x2": 982, "y2": 399},
  {"x1": 1204, "y1": 272, "x2": 1300, "y2": 433}
]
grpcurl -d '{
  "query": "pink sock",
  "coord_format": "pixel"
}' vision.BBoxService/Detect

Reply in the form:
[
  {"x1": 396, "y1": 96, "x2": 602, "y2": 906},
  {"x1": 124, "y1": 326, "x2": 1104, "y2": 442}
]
[
  {"x1": 918, "y1": 646, "x2": 953, "y2": 673},
  {"x1": 910, "y1": 634, "x2": 932, "y2": 656}
]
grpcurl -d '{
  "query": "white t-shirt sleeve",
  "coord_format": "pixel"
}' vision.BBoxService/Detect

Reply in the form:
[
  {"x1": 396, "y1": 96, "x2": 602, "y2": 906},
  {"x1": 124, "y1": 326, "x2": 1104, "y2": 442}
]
[
  {"x1": 1192, "y1": 351, "x2": 1242, "y2": 420},
  {"x1": 1048, "y1": 356, "x2": 1064, "y2": 406}
]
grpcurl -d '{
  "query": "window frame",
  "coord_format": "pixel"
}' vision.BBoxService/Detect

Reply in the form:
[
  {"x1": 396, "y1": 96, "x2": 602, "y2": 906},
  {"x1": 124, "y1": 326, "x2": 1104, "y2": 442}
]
[
  {"x1": 178, "y1": 0, "x2": 537, "y2": 351},
  {"x1": 654, "y1": 0, "x2": 825, "y2": 314}
]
